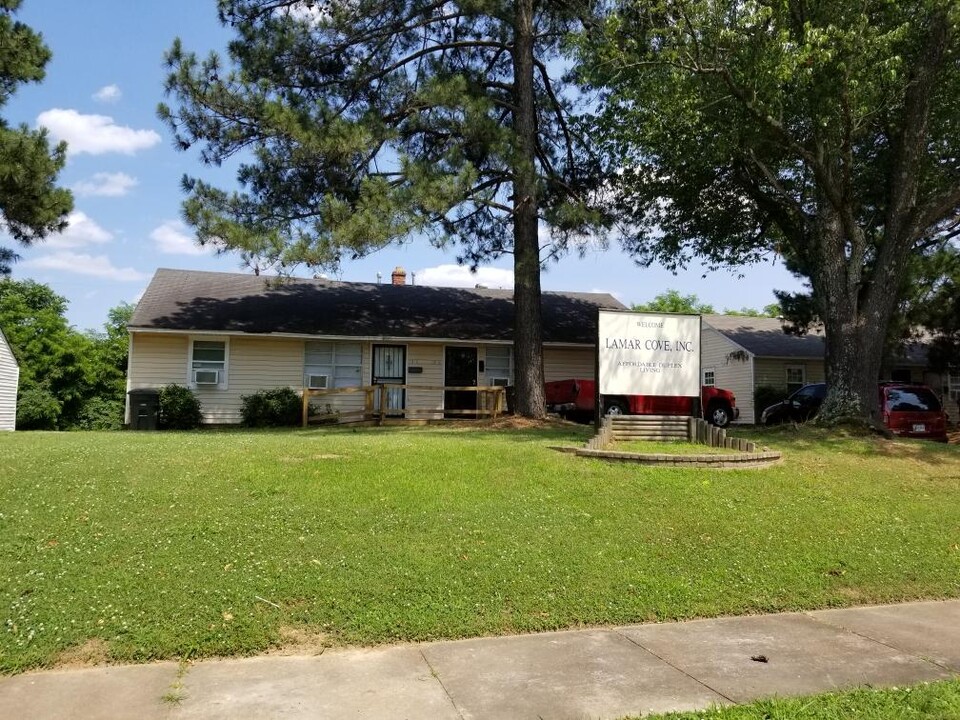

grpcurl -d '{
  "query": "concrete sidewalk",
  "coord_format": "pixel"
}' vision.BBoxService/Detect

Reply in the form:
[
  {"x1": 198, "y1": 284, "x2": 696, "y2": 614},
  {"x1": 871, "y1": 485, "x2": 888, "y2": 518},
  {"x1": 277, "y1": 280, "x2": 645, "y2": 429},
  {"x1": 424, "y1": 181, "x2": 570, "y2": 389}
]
[{"x1": 1, "y1": 600, "x2": 958, "y2": 720}]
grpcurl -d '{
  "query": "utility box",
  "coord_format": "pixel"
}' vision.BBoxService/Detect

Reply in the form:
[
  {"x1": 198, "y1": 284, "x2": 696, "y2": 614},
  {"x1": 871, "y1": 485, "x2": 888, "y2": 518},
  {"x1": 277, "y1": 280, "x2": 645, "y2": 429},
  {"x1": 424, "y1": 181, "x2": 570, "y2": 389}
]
[{"x1": 128, "y1": 389, "x2": 160, "y2": 430}]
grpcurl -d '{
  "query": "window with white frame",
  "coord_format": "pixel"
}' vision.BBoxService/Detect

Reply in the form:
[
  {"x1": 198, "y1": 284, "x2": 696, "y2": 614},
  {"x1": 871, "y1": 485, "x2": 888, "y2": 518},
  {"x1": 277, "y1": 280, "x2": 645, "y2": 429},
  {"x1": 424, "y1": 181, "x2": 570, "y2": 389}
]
[
  {"x1": 785, "y1": 365, "x2": 805, "y2": 395},
  {"x1": 702, "y1": 368, "x2": 716, "y2": 387},
  {"x1": 304, "y1": 341, "x2": 362, "y2": 389},
  {"x1": 949, "y1": 370, "x2": 960, "y2": 400},
  {"x1": 485, "y1": 346, "x2": 513, "y2": 386},
  {"x1": 191, "y1": 340, "x2": 227, "y2": 388}
]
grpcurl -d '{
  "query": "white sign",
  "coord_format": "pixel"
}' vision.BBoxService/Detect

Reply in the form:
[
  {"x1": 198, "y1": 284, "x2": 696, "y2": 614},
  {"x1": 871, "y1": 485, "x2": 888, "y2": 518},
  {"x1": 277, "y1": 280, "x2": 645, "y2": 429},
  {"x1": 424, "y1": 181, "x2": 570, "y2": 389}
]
[{"x1": 598, "y1": 310, "x2": 701, "y2": 396}]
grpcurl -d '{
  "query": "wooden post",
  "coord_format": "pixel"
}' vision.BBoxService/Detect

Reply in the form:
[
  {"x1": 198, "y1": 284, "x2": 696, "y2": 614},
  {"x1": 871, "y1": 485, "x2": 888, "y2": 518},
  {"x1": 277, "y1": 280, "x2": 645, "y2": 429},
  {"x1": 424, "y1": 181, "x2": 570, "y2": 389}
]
[
  {"x1": 302, "y1": 389, "x2": 310, "y2": 428},
  {"x1": 379, "y1": 385, "x2": 387, "y2": 425}
]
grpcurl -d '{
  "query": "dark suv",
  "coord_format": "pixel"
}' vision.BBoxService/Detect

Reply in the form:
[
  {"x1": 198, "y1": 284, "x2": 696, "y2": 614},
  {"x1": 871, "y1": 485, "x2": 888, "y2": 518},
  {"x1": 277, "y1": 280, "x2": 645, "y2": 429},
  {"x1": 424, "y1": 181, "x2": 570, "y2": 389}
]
[
  {"x1": 879, "y1": 383, "x2": 948, "y2": 443},
  {"x1": 760, "y1": 383, "x2": 827, "y2": 425}
]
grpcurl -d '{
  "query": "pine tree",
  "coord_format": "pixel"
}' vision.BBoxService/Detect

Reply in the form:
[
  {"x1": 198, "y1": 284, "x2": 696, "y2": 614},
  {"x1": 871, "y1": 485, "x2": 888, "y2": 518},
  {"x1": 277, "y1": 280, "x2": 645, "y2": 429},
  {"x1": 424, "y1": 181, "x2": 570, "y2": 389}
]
[
  {"x1": 0, "y1": 0, "x2": 73, "y2": 274},
  {"x1": 158, "y1": 0, "x2": 610, "y2": 417}
]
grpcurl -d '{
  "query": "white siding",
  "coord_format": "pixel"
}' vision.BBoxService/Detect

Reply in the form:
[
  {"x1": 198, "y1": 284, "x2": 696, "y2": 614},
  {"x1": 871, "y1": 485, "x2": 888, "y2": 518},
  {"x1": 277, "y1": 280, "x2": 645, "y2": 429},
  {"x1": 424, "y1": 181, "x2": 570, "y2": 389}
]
[
  {"x1": 129, "y1": 333, "x2": 303, "y2": 424},
  {"x1": 406, "y1": 343, "x2": 444, "y2": 419},
  {"x1": 128, "y1": 333, "x2": 189, "y2": 388},
  {"x1": 198, "y1": 336, "x2": 304, "y2": 423},
  {"x1": 755, "y1": 358, "x2": 826, "y2": 394},
  {"x1": 543, "y1": 347, "x2": 595, "y2": 381},
  {"x1": 701, "y1": 326, "x2": 756, "y2": 423},
  {"x1": 127, "y1": 335, "x2": 608, "y2": 423},
  {"x1": 0, "y1": 331, "x2": 19, "y2": 431}
]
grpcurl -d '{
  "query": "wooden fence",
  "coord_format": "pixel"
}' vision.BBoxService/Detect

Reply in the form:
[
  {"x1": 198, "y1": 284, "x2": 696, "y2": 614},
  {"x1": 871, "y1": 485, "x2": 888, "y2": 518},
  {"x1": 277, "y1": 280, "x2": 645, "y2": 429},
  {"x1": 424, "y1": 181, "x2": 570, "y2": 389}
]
[{"x1": 301, "y1": 384, "x2": 507, "y2": 427}]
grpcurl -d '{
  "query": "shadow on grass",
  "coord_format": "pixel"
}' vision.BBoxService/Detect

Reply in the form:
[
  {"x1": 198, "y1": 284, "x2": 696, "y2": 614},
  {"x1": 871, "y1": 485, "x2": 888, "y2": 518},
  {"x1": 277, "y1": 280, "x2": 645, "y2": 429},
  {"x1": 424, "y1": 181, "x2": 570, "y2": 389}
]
[{"x1": 741, "y1": 423, "x2": 960, "y2": 467}]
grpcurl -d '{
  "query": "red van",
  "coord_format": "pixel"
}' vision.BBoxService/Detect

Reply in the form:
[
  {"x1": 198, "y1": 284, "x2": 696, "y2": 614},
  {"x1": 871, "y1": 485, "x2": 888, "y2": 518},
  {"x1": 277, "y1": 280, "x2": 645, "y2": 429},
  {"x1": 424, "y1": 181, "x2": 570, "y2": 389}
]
[{"x1": 879, "y1": 383, "x2": 948, "y2": 443}]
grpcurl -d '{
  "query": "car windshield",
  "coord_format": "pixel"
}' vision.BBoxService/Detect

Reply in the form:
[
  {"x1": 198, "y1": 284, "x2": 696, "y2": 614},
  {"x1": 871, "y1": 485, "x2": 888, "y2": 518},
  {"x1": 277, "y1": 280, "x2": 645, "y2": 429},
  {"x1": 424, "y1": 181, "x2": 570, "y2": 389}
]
[{"x1": 884, "y1": 387, "x2": 942, "y2": 412}]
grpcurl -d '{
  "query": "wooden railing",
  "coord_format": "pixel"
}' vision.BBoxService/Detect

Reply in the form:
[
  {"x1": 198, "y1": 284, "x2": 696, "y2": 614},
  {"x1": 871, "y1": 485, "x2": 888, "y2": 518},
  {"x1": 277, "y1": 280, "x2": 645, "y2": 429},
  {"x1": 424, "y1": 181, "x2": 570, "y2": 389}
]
[{"x1": 301, "y1": 384, "x2": 507, "y2": 427}]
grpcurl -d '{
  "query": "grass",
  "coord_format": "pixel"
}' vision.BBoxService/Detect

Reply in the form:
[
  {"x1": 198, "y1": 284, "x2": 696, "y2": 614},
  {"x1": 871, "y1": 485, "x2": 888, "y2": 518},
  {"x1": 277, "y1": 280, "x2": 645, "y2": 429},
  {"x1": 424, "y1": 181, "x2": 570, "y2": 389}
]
[
  {"x1": 1, "y1": 423, "x2": 958, "y2": 673},
  {"x1": 640, "y1": 679, "x2": 960, "y2": 719}
]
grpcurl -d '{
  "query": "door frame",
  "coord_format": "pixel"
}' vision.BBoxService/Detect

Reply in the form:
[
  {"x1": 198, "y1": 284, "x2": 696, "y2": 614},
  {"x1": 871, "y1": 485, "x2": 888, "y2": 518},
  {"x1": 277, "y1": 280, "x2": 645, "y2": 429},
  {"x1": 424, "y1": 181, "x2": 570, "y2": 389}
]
[
  {"x1": 443, "y1": 344, "x2": 479, "y2": 417},
  {"x1": 372, "y1": 343, "x2": 407, "y2": 414}
]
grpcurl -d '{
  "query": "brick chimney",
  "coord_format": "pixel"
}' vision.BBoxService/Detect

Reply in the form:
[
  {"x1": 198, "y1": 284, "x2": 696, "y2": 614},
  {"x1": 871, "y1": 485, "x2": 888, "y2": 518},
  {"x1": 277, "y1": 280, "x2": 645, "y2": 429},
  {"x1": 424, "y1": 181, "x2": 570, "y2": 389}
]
[{"x1": 391, "y1": 266, "x2": 407, "y2": 285}]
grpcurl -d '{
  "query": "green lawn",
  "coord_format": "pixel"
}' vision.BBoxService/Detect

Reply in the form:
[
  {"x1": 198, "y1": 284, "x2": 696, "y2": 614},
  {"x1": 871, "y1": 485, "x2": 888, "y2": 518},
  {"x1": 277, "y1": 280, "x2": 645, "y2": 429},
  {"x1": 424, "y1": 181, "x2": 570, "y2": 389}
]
[
  {"x1": 641, "y1": 679, "x2": 960, "y2": 719},
  {"x1": 1, "y1": 424, "x2": 958, "y2": 673}
]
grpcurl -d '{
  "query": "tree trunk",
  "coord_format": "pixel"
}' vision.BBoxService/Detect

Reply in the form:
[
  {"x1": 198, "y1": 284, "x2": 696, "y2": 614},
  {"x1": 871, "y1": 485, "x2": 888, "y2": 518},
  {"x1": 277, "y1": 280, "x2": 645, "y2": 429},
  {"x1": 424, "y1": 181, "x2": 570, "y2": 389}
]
[
  {"x1": 813, "y1": 213, "x2": 910, "y2": 425},
  {"x1": 510, "y1": 0, "x2": 546, "y2": 418}
]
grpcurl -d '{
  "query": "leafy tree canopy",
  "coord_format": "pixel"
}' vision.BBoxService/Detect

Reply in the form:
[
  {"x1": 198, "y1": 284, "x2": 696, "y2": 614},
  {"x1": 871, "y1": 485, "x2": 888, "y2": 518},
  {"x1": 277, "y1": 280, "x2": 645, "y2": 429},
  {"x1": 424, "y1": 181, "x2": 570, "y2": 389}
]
[
  {"x1": 0, "y1": 0, "x2": 73, "y2": 274},
  {"x1": 0, "y1": 279, "x2": 131, "y2": 429},
  {"x1": 158, "y1": 0, "x2": 611, "y2": 417},
  {"x1": 583, "y1": 0, "x2": 960, "y2": 424},
  {"x1": 632, "y1": 289, "x2": 713, "y2": 314},
  {"x1": 724, "y1": 304, "x2": 781, "y2": 318}
]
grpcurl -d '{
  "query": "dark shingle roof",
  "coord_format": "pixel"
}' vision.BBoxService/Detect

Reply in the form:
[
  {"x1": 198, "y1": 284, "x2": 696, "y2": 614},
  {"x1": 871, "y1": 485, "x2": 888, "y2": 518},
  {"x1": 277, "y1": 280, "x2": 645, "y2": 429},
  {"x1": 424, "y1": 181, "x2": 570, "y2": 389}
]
[
  {"x1": 703, "y1": 314, "x2": 826, "y2": 359},
  {"x1": 130, "y1": 268, "x2": 626, "y2": 344}
]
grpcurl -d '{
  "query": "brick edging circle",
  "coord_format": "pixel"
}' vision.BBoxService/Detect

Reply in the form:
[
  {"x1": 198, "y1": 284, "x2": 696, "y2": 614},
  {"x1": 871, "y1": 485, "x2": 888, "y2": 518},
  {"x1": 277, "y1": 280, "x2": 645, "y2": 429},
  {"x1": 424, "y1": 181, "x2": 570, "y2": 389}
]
[{"x1": 575, "y1": 447, "x2": 782, "y2": 469}]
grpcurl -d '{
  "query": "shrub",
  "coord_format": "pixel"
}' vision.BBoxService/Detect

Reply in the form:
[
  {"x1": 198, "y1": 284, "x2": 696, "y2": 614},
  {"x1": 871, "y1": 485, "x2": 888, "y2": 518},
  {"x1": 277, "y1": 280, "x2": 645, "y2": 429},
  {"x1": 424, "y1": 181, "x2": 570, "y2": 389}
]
[
  {"x1": 71, "y1": 396, "x2": 124, "y2": 430},
  {"x1": 16, "y1": 387, "x2": 62, "y2": 430},
  {"x1": 754, "y1": 385, "x2": 787, "y2": 418},
  {"x1": 240, "y1": 387, "x2": 302, "y2": 427},
  {"x1": 159, "y1": 384, "x2": 203, "y2": 430}
]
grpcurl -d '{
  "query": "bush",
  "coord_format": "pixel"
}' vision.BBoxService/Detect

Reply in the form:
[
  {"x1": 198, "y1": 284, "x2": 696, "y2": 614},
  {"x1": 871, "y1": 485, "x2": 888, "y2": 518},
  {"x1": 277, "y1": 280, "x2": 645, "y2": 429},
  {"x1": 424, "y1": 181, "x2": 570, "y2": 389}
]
[
  {"x1": 240, "y1": 387, "x2": 302, "y2": 427},
  {"x1": 159, "y1": 385, "x2": 203, "y2": 430},
  {"x1": 754, "y1": 385, "x2": 787, "y2": 418},
  {"x1": 16, "y1": 387, "x2": 62, "y2": 430},
  {"x1": 71, "y1": 396, "x2": 124, "y2": 430}
]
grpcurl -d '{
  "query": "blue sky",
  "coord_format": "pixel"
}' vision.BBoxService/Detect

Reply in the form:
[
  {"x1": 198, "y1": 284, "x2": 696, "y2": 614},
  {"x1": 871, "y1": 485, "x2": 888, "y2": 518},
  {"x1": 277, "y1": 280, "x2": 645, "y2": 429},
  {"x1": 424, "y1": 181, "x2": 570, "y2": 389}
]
[{"x1": 5, "y1": 0, "x2": 805, "y2": 332}]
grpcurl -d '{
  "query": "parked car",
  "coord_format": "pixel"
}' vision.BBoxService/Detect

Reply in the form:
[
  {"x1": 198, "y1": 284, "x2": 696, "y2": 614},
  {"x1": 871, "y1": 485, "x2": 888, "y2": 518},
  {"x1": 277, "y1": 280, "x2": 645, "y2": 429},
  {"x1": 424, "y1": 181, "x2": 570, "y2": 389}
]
[
  {"x1": 879, "y1": 383, "x2": 948, "y2": 443},
  {"x1": 761, "y1": 381, "x2": 949, "y2": 442},
  {"x1": 760, "y1": 383, "x2": 827, "y2": 425}
]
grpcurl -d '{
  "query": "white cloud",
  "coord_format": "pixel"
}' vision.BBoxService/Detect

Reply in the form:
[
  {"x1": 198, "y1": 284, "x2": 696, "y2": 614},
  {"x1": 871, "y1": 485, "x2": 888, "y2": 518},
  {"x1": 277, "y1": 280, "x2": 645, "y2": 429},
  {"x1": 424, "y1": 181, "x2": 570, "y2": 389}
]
[
  {"x1": 415, "y1": 264, "x2": 514, "y2": 289},
  {"x1": 281, "y1": 2, "x2": 326, "y2": 23},
  {"x1": 92, "y1": 84, "x2": 122, "y2": 103},
  {"x1": 73, "y1": 172, "x2": 138, "y2": 197},
  {"x1": 45, "y1": 211, "x2": 113, "y2": 248},
  {"x1": 36, "y1": 108, "x2": 161, "y2": 155},
  {"x1": 150, "y1": 220, "x2": 208, "y2": 256},
  {"x1": 23, "y1": 251, "x2": 148, "y2": 282}
]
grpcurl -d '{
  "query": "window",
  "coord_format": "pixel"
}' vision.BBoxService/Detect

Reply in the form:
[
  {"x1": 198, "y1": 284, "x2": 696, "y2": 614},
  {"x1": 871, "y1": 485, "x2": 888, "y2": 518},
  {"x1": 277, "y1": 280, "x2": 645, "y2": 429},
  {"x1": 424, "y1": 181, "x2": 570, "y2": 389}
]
[
  {"x1": 702, "y1": 368, "x2": 716, "y2": 387},
  {"x1": 305, "y1": 341, "x2": 362, "y2": 389},
  {"x1": 949, "y1": 371, "x2": 960, "y2": 400},
  {"x1": 883, "y1": 387, "x2": 942, "y2": 412},
  {"x1": 785, "y1": 366, "x2": 805, "y2": 395},
  {"x1": 485, "y1": 346, "x2": 513, "y2": 386},
  {"x1": 190, "y1": 340, "x2": 227, "y2": 388}
]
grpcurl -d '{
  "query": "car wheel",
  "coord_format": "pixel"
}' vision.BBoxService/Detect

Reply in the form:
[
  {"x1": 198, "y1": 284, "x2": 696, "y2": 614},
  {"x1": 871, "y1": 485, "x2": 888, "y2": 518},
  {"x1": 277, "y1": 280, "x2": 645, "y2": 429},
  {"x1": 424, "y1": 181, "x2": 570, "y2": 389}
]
[
  {"x1": 708, "y1": 404, "x2": 731, "y2": 428},
  {"x1": 604, "y1": 399, "x2": 628, "y2": 416}
]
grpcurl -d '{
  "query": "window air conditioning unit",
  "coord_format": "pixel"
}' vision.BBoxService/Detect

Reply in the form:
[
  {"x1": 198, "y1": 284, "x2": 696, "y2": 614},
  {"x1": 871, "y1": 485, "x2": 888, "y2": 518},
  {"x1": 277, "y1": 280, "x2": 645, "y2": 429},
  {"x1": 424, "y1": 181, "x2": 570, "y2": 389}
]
[
  {"x1": 307, "y1": 374, "x2": 329, "y2": 390},
  {"x1": 193, "y1": 369, "x2": 220, "y2": 385},
  {"x1": 490, "y1": 377, "x2": 510, "y2": 387}
]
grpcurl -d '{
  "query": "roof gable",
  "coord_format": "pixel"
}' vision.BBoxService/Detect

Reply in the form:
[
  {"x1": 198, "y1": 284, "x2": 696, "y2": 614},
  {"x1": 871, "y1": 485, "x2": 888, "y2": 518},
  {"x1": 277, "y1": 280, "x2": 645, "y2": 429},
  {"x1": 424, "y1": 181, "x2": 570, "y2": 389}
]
[
  {"x1": 130, "y1": 269, "x2": 626, "y2": 345},
  {"x1": 702, "y1": 314, "x2": 826, "y2": 359}
]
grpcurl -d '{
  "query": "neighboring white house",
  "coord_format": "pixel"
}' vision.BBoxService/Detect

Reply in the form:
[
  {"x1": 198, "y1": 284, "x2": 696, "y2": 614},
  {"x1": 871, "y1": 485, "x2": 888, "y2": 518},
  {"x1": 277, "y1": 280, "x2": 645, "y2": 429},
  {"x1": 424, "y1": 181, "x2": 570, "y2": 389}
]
[
  {"x1": 701, "y1": 314, "x2": 945, "y2": 424},
  {"x1": 0, "y1": 327, "x2": 19, "y2": 431}
]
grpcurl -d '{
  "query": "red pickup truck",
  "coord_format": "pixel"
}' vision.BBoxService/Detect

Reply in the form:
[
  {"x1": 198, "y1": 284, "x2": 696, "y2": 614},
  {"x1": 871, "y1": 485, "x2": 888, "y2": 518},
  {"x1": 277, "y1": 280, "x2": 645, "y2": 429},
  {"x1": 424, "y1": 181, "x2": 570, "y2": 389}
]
[{"x1": 545, "y1": 378, "x2": 740, "y2": 427}]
